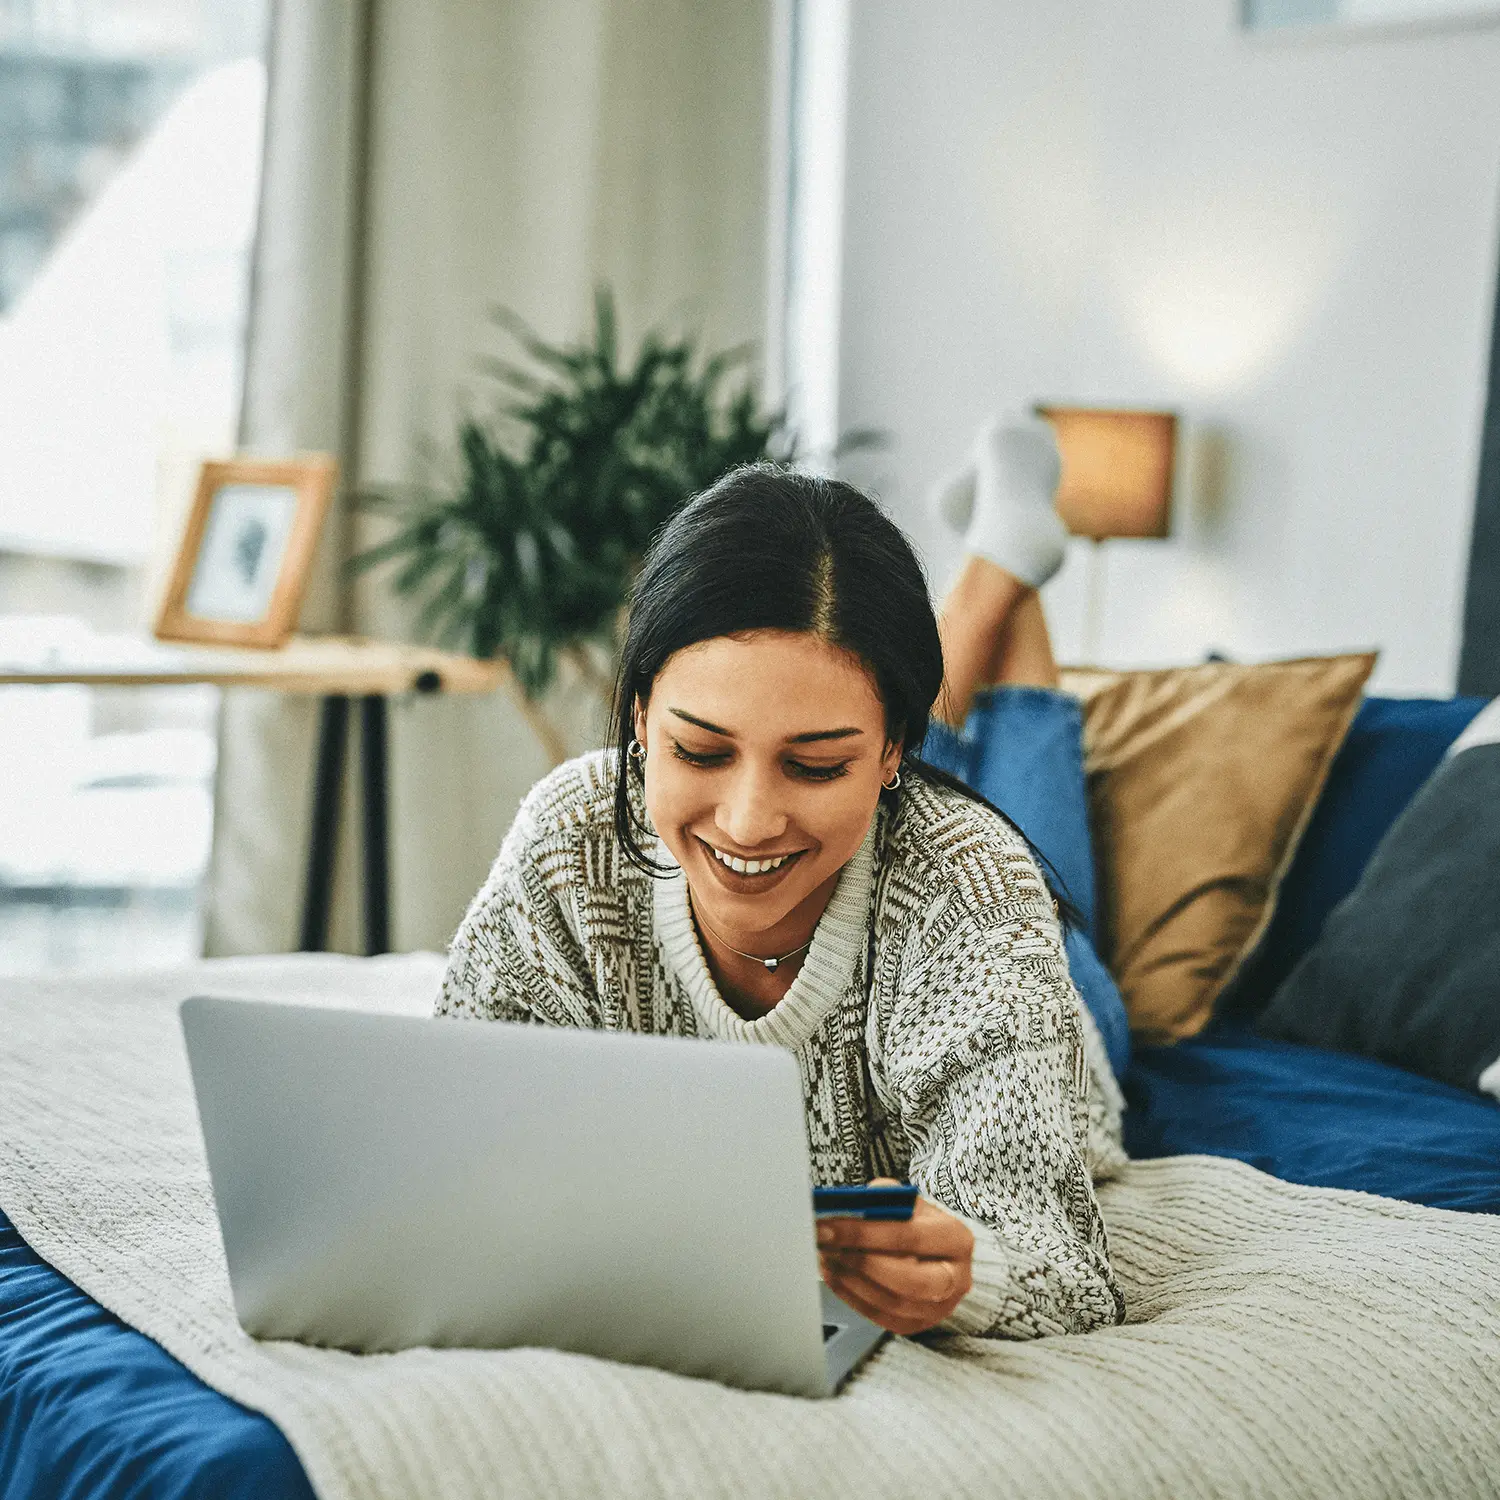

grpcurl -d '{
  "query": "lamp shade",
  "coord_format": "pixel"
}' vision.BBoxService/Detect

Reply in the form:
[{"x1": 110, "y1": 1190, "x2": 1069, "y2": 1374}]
[{"x1": 1035, "y1": 407, "x2": 1177, "y2": 540}]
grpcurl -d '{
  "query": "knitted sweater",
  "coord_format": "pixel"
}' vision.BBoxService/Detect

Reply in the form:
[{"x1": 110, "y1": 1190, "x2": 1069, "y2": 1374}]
[{"x1": 437, "y1": 750, "x2": 1127, "y2": 1339}]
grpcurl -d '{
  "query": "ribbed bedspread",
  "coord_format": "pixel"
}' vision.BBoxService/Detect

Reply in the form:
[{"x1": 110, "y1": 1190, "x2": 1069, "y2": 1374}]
[{"x1": 2, "y1": 954, "x2": 1497, "y2": 1500}]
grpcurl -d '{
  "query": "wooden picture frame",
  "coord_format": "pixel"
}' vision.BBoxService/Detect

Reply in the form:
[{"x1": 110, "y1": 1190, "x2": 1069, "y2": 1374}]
[{"x1": 154, "y1": 456, "x2": 338, "y2": 649}]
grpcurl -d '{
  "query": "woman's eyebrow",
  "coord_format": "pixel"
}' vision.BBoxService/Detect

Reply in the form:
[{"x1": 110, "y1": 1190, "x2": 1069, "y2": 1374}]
[
  {"x1": 788, "y1": 727, "x2": 863, "y2": 743},
  {"x1": 666, "y1": 708, "x2": 863, "y2": 744},
  {"x1": 668, "y1": 708, "x2": 732, "y2": 735}
]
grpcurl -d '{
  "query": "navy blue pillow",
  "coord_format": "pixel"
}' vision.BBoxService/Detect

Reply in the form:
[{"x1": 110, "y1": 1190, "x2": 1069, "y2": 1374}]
[
  {"x1": 1220, "y1": 695, "x2": 1488, "y2": 1023},
  {"x1": 1255, "y1": 736, "x2": 1500, "y2": 1092}
]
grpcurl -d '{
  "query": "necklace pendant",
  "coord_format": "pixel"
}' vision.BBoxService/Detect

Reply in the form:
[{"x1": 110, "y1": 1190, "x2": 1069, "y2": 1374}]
[{"x1": 763, "y1": 957, "x2": 779, "y2": 972}]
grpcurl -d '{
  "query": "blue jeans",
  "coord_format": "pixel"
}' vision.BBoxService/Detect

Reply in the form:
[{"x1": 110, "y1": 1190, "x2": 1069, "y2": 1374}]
[{"x1": 922, "y1": 686, "x2": 1131, "y2": 1080}]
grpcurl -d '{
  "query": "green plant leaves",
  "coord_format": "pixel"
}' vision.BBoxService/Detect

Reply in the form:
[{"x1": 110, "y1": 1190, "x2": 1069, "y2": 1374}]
[{"x1": 354, "y1": 286, "x2": 796, "y2": 699}]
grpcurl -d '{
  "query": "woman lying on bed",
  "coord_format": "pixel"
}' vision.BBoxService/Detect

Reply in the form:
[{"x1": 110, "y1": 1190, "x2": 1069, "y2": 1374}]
[{"x1": 437, "y1": 432, "x2": 1128, "y2": 1340}]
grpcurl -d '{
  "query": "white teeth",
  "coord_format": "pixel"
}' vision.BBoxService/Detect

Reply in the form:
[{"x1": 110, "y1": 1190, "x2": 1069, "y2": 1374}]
[{"x1": 709, "y1": 846, "x2": 791, "y2": 875}]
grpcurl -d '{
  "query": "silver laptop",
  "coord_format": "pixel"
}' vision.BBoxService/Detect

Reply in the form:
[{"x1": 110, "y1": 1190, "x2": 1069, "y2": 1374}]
[{"x1": 180, "y1": 995, "x2": 886, "y2": 1398}]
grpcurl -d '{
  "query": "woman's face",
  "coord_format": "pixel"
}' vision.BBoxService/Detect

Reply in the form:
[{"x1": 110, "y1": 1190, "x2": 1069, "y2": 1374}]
[{"x1": 635, "y1": 630, "x2": 901, "y2": 948}]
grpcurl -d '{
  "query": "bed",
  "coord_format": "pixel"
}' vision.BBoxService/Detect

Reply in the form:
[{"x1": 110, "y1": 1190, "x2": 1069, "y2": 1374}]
[
  {"x1": 3, "y1": 694, "x2": 1499, "y2": 1499},
  {"x1": 3, "y1": 953, "x2": 1497, "y2": 1500}
]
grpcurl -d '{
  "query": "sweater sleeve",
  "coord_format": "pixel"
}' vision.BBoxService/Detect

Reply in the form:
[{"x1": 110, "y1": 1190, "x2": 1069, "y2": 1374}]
[
  {"x1": 878, "y1": 901, "x2": 1126, "y2": 1341},
  {"x1": 435, "y1": 781, "x2": 605, "y2": 1029}
]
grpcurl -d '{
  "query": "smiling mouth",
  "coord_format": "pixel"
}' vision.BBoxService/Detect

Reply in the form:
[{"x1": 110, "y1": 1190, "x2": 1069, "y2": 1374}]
[{"x1": 698, "y1": 838, "x2": 805, "y2": 877}]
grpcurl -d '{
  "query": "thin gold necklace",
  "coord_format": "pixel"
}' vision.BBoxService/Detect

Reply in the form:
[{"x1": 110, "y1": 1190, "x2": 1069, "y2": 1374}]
[{"x1": 689, "y1": 894, "x2": 814, "y2": 973}]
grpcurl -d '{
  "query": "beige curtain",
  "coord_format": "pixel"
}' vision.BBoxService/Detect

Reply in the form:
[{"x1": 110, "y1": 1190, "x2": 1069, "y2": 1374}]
[{"x1": 205, "y1": 0, "x2": 773, "y2": 957}]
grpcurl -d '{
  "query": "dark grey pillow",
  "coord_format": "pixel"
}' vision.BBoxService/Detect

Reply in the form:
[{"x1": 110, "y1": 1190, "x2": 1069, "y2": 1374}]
[{"x1": 1255, "y1": 724, "x2": 1500, "y2": 1095}]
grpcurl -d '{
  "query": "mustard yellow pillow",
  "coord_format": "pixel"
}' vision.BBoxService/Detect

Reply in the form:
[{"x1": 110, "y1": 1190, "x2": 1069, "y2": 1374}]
[{"x1": 1060, "y1": 654, "x2": 1377, "y2": 1044}]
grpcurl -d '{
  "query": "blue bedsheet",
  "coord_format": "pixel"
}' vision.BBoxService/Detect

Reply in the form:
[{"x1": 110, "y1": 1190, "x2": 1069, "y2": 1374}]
[
  {"x1": 0, "y1": 1210, "x2": 312, "y2": 1500},
  {"x1": 1125, "y1": 1023, "x2": 1500, "y2": 1213}
]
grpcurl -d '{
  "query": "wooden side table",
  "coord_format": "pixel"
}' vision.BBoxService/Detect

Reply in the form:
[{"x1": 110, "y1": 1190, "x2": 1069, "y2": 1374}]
[{"x1": 0, "y1": 635, "x2": 505, "y2": 955}]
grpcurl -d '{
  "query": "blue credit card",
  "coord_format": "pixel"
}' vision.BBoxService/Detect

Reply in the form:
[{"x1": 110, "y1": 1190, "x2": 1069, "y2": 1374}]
[{"x1": 812, "y1": 1183, "x2": 918, "y2": 1220}]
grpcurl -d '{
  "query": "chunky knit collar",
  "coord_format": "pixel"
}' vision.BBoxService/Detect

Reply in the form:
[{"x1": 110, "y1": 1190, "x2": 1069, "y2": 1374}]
[{"x1": 652, "y1": 819, "x2": 877, "y2": 1050}]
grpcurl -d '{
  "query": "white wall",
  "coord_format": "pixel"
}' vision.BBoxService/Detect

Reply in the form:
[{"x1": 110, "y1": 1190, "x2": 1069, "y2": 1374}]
[{"x1": 833, "y1": 1, "x2": 1500, "y2": 691}]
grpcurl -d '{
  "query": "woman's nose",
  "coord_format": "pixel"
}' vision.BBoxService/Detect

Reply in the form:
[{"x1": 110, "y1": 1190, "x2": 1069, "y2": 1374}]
[{"x1": 715, "y1": 770, "x2": 789, "y2": 849}]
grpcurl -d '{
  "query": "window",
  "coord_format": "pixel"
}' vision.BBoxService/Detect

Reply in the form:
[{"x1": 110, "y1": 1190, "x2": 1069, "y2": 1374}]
[{"x1": 0, "y1": 0, "x2": 269, "y2": 972}]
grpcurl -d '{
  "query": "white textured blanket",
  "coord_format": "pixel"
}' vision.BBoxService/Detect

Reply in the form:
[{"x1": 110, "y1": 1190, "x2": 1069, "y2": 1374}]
[{"x1": 3, "y1": 954, "x2": 1499, "y2": 1500}]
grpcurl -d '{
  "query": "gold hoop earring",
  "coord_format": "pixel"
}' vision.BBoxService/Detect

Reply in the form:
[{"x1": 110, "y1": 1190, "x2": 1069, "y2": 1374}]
[{"x1": 882, "y1": 767, "x2": 902, "y2": 791}]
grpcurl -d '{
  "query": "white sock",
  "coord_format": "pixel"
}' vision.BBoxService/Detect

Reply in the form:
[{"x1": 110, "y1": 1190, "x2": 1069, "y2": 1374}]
[
  {"x1": 965, "y1": 417, "x2": 1067, "y2": 588},
  {"x1": 928, "y1": 464, "x2": 977, "y2": 534}
]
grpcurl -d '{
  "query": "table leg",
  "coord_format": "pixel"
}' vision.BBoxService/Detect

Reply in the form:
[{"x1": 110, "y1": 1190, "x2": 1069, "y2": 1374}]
[
  {"x1": 360, "y1": 695, "x2": 390, "y2": 957},
  {"x1": 299, "y1": 694, "x2": 349, "y2": 952}
]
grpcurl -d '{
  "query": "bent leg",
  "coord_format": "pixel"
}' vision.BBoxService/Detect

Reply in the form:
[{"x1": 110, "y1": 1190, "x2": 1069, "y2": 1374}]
[
  {"x1": 933, "y1": 557, "x2": 1084, "y2": 907},
  {"x1": 937, "y1": 557, "x2": 1058, "y2": 727},
  {"x1": 928, "y1": 556, "x2": 1131, "y2": 1079},
  {"x1": 987, "y1": 589, "x2": 1059, "y2": 691}
]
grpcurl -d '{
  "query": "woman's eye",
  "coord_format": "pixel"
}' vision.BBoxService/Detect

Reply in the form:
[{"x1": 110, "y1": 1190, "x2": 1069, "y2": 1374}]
[
  {"x1": 668, "y1": 742, "x2": 848, "y2": 780},
  {"x1": 788, "y1": 760, "x2": 851, "y2": 782},
  {"x1": 670, "y1": 742, "x2": 729, "y2": 768}
]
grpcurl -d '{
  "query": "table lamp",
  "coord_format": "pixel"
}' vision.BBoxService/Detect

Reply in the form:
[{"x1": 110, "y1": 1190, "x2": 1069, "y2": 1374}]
[{"x1": 1034, "y1": 406, "x2": 1177, "y2": 661}]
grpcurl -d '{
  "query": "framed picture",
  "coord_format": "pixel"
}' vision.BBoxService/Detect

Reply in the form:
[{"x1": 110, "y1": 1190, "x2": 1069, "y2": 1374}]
[
  {"x1": 1242, "y1": 0, "x2": 1500, "y2": 33},
  {"x1": 155, "y1": 456, "x2": 338, "y2": 648}
]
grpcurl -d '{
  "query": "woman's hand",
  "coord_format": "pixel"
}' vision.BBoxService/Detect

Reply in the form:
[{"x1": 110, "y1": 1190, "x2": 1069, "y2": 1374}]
[{"x1": 816, "y1": 1178, "x2": 974, "y2": 1335}]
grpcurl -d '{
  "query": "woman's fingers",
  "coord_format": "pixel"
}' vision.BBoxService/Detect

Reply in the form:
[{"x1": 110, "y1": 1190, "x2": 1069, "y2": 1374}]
[
  {"x1": 821, "y1": 1263, "x2": 939, "y2": 1337},
  {"x1": 816, "y1": 1197, "x2": 974, "y2": 1262},
  {"x1": 816, "y1": 1181, "x2": 975, "y2": 1334},
  {"x1": 821, "y1": 1258, "x2": 909, "y2": 1315},
  {"x1": 823, "y1": 1248, "x2": 962, "y2": 1304},
  {"x1": 822, "y1": 1271, "x2": 924, "y2": 1335},
  {"x1": 818, "y1": 1215, "x2": 971, "y2": 1260}
]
